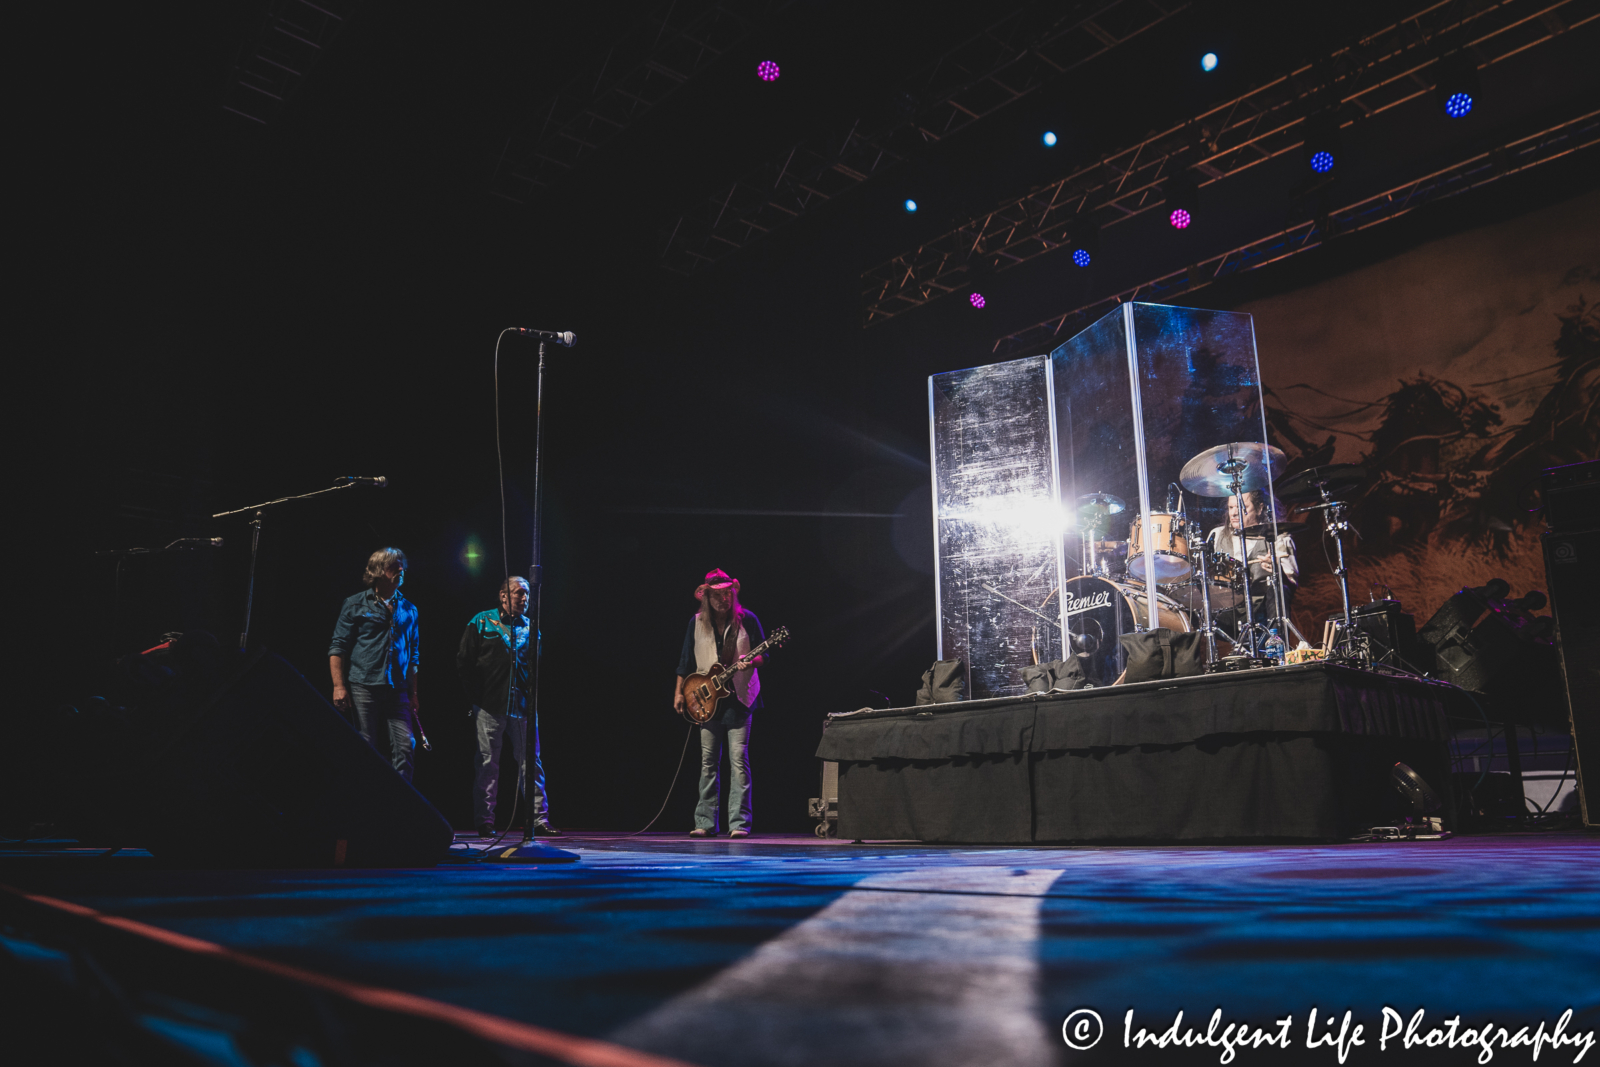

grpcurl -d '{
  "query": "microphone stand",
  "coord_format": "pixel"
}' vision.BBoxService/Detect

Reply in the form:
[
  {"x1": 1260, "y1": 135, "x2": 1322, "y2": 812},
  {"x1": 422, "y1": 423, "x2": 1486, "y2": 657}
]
[
  {"x1": 495, "y1": 338, "x2": 579, "y2": 863},
  {"x1": 214, "y1": 480, "x2": 363, "y2": 652}
]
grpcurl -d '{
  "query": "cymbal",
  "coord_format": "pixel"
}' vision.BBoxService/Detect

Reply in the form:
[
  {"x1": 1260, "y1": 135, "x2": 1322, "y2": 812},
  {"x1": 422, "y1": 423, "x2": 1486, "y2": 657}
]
[
  {"x1": 1274, "y1": 463, "x2": 1367, "y2": 502},
  {"x1": 1178, "y1": 442, "x2": 1286, "y2": 497},
  {"x1": 1239, "y1": 520, "x2": 1312, "y2": 540},
  {"x1": 1077, "y1": 492, "x2": 1126, "y2": 514}
]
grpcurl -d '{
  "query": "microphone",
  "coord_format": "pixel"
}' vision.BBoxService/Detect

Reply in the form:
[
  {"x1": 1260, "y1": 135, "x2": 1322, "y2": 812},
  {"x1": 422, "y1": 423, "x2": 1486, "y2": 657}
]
[
  {"x1": 1165, "y1": 483, "x2": 1178, "y2": 513},
  {"x1": 517, "y1": 329, "x2": 576, "y2": 347},
  {"x1": 171, "y1": 537, "x2": 224, "y2": 549},
  {"x1": 343, "y1": 476, "x2": 389, "y2": 487}
]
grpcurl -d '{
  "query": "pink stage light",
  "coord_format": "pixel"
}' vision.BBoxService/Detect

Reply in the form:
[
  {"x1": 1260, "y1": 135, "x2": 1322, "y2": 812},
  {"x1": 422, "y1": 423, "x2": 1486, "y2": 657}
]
[
  {"x1": 1169, "y1": 208, "x2": 1192, "y2": 229},
  {"x1": 969, "y1": 292, "x2": 986, "y2": 309},
  {"x1": 757, "y1": 61, "x2": 780, "y2": 82}
]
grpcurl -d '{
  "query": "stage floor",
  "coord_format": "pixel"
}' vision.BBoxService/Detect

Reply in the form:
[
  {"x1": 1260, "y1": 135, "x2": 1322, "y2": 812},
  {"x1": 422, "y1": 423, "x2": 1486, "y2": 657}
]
[{"x1": 4, "y1": 831, "x2": 1598, "y2": 1065}]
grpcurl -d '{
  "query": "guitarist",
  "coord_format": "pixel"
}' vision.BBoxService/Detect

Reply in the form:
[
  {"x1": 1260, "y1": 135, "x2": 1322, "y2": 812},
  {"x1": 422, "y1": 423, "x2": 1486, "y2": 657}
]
[{"x1": 673, "y1": 568, "x2": 767, "y2": 838}]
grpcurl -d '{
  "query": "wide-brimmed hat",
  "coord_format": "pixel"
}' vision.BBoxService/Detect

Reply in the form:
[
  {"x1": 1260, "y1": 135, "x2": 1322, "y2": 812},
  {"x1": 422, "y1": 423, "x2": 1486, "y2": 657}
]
[{"x1": 695, "y1": 568, "x2": 740, "y2": 600}]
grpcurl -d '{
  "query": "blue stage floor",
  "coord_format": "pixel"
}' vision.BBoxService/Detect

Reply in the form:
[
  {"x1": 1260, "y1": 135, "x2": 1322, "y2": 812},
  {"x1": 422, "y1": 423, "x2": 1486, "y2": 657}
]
[{"x1": 3, "y1": 832, "x2": 1598, "y2": 1065}]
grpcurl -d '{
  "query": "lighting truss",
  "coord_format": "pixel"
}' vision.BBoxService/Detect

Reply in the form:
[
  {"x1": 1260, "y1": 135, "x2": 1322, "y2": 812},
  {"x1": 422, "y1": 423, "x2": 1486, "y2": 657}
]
[
  {"x1": 860, "y1": 0, "x2": 1598, "y2": 326},
  {"x1": 489, "y1": 2, "x2": 768, "y2": 204},
  {"x1": 989, "y1": 108, "x2": 1600, "y2": 360},
  {"x1": 658, "y1": 0, "x2": 1190, "y2": 276},
  {"x1": 222, "y1": 0, "x2": 359, "y2": 126}
]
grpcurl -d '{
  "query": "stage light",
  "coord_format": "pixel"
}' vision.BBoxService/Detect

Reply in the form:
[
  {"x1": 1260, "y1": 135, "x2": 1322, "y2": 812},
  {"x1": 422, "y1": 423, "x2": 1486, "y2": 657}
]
[
  {"x1": 1302, "y1": 109, "x2": 1341, "y2": 175},
  {"x1": 1164, "y1": 168, "x2": 1199, "y2": 229},
  {"x1": 1309, "y1": 151, "x2": 1334, "y2": 173},
  {"x1": 757, "y1": 60, "x2": 780, "y2": 82},
  {"x1": 1042, "y1": 131, "x2": 1058, "y2": 147},
  {"x1": 1073, "y1": 248, "x2": 1091, "y2": 267},
  {"x1": 1433, "y1": 52, "x2": 1480, "y2": 118},
  {"x1": 904, "y1": 198, "x2": 918, "y2": 213},
  {"x1": 970, "y1": 292, "x2": 986, "y2": 309},
  {"x1": 1201, "y1": 52, "x2": 1218, "y2": 72},
  {"x1": 1067, "y1": 212, "x2": 1099, "y2": 266}
]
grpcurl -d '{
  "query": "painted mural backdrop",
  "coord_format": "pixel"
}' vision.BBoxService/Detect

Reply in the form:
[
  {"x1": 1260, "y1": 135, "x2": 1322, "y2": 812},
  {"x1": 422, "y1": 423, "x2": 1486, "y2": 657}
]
[{"x1": 1241, "y1": 189, "x2": 1599, "y2": 638}]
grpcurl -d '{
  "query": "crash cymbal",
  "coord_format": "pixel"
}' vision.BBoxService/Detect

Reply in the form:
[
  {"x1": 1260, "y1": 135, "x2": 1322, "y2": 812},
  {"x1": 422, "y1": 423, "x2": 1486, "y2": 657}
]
[
  {"x1": 1077, "y1": 491, "x2": 1127, "y2": 514},
  {"x1": 1274, "y1": 463, "x2": 1367, "y2": 502},
  {"x1": 1178, "y1": 442, "x2": 1286, "y2": 497},
  {"x1": 1239, "y1": 520, "x2": 1312, "y2": 540}
]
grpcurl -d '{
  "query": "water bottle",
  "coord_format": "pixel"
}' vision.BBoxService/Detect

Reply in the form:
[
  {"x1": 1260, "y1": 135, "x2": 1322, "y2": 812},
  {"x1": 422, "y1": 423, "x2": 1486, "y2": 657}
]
[{"x1": 1262, "y1": 628, "x2": 1286, "y2": 665}]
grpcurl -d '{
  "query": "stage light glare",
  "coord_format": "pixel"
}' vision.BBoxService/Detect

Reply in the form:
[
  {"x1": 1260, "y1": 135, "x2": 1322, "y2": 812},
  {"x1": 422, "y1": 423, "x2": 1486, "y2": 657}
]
[
  {"x1": 757, "y1": 60, "x2": 780, "y2": 82},
  {"x1": 904, "y1": 198, "x2": 918, "y2": 213},
  {"x1": 1169, "y1": 208, "x2": 1191, "y2": 230},
  {"x1": 1201, "y1": 52, "x2": 1218, "y2": 72},
  {"x1": 1042, "y1": 131, "x2": 1058, "y2": 147},
  {"x1": 969, "y1": 292, "x2": 986, "y2": 309},
  {"x1": 1309, "y1": 150, "x2": 1334, "y2": 173},
  {"x1": 1445, "y1": 91, "x2": 1473, "y2": 118},
  {"x1": 1072, "y1": 248, "x2": 1091, "y2": 267}
]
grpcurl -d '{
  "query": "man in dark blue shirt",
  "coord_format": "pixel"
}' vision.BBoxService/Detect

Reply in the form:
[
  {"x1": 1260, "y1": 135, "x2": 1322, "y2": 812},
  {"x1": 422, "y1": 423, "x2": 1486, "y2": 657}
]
[{"x1": 330, "y1": 547, "x2": 422, "y2": 782}]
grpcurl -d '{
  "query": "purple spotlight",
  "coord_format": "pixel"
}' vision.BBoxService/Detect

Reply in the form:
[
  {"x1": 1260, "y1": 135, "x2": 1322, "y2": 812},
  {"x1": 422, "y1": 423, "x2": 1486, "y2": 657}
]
[
  {"x1": 757, "y1": 60, "x2": 780, "y2": 82},
  {"x1": 969, "y1": 292, "x2": 986, "y2": 309},
  {"x1": 1169, "y1": 208, "x2": 1192, "y2": 230},
  {"x1": 1072, "y1": 248, "x2": 1091, "y2": 268}
]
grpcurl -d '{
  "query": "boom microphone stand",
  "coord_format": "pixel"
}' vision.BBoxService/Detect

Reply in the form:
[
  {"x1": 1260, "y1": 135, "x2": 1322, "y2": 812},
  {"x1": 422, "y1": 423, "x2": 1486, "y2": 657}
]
[
  {"x1": 214, "y1": 479, "x2": 379, "y2": 651},
  {"x1": 494, "y1": 335, "x2": 580, "y2": 864}
]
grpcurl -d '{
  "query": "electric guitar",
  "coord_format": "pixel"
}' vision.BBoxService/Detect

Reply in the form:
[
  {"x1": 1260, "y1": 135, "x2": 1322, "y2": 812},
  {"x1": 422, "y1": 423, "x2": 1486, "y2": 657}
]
[{"x1": 680, "y1": 626, "x2": 790, "y2": 724}]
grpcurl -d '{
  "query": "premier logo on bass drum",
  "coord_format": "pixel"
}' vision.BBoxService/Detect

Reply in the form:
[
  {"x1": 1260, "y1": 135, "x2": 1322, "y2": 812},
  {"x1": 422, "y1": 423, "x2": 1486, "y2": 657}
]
[{"x1": 1064, "y1": 591, "x2": 1113, "y2": 616}]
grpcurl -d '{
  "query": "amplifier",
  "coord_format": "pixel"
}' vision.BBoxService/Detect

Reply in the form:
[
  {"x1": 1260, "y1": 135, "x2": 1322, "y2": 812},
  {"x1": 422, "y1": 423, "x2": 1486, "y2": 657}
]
[{"x1": 1540, "y1": 460, "x2": 1599, "y2": 533}]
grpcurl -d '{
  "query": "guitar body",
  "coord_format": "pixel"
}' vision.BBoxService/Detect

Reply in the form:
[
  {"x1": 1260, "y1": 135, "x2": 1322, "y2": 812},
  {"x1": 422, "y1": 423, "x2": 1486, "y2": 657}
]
[
  {"x1": 679, "y1": 626, "x2": 790, "y2": 726},
  {"x1": 681, "y1": 666, "x2": 732, "y2": 725}
]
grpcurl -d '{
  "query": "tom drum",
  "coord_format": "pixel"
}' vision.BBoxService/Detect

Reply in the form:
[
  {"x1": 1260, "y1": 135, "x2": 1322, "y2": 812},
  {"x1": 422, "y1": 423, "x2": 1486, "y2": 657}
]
[{"x1": 1126, "y1": 513, "x2": 1193, "y2": 582}]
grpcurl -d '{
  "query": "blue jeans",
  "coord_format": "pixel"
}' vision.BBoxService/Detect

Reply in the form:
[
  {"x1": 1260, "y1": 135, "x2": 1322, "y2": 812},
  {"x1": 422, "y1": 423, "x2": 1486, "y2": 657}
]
[
  {"x1": 695, "y1": 712, "x2": 752, "y2": 833},
  {"x1": 350, "y1": 683, "x2": 415, "y2": 783},
  {"x1": 473, "y1": 707, "x2": 549, "y2": 828}
]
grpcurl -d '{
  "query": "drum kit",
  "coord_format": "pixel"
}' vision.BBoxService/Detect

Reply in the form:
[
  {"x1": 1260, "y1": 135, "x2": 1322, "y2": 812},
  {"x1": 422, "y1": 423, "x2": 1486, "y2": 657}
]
[{"x1": 1063, "y1": 442, "x2": 1371, "y2": 679}]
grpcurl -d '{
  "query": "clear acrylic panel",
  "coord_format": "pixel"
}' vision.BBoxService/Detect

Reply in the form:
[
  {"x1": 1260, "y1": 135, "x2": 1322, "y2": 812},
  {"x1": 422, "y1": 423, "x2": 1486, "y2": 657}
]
[
  {"x1": 929, "y1": 303, "x2": 1269, "y2": 696},
  {"x1": 929, "y1": 357, "x2": 1064, "y2": 700}
]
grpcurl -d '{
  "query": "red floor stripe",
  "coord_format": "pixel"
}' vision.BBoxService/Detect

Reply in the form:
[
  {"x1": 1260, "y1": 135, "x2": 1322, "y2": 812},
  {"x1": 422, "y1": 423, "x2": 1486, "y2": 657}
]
[{"x1": 2, "y1": 884, "x2": 703, "y2": 1067}]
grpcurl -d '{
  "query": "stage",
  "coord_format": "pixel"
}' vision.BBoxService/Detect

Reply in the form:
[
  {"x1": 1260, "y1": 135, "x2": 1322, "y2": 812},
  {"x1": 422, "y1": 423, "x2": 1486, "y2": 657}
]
[
  {"x1": 3, "y1": 832, "x2": 1597, "y2": 1066},
  {"x1": 818, "y1": 663, "x2": 1474, "y2": 844}
]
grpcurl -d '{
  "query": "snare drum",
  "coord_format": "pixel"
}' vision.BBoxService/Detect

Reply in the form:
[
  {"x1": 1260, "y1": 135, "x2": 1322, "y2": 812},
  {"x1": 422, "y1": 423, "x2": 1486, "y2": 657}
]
[{"x1": 1126, "y1": 513, "x2": 1193, "y2": 582}]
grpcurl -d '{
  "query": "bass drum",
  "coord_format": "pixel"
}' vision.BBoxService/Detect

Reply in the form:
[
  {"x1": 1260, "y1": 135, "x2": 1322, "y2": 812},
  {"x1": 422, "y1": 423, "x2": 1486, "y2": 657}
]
[{"x1": 1062, "y1": 576, "x2": 1193, "y2": 687}]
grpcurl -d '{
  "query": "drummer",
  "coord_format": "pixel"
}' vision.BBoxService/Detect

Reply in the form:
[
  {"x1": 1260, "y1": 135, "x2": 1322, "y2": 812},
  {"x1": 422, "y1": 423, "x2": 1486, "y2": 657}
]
[{"x1": 1209, "y1": 490, "x2": 1299, "y2": 621}]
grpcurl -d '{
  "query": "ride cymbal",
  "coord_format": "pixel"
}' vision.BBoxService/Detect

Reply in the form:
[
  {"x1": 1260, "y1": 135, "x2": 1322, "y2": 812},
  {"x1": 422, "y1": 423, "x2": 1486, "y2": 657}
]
[{"x1": 1178, "y1": 442, "x2": 1286, "y2": 497}]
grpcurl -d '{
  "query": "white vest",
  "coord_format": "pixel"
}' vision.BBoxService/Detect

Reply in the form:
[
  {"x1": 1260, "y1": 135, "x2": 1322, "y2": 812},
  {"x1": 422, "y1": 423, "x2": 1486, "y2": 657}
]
[{"x1": 693, "y1": 611, "x2": 760, "y2": 708}]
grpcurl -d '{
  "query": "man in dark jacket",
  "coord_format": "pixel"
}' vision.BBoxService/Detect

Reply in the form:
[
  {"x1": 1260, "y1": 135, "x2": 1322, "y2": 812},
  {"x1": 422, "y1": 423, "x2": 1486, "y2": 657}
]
[{"x1": 457, "y1": 576, "x2": 556, "y2": 838}]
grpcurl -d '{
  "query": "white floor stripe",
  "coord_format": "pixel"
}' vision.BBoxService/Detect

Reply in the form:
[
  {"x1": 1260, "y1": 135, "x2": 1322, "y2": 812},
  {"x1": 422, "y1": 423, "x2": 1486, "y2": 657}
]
[{"x1": 611, "y1": 867, "x2": 1064, "y2": 1067}]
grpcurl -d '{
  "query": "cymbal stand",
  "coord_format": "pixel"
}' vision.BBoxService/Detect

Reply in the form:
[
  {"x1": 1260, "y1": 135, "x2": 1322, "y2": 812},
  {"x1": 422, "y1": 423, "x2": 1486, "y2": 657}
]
[
  {"x1": 1189, "y1": 520, "x2": 1218, "y2": 664},
  {"x1": 1322, "y1": 493, "x2": 1368, "y2": 666}
]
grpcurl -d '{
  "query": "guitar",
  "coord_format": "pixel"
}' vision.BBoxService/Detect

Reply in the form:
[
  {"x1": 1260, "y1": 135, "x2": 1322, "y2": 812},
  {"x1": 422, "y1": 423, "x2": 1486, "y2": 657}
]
[{"x1": 680, "y1": 626, "x2": 790, "y2": 724}]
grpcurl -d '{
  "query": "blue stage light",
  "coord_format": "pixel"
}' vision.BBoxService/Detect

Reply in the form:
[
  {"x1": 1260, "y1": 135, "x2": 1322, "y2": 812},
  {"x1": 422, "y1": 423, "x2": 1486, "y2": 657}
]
[
  {"x1": 1445, "y1": 92, "x2": 1473, "y2": 118},
  {"x1": 904, "y1": 198, "x2": 918, "y2": 213},
  {"x1": 1201, "y1": 52, "x2": 1218, "y2": 72},
  {"x1": 1073, "y1": 248, "x2": 1091, "y2": 268},
  {"x1": 1042, "y1": 131, "x2": 1058, "y2": 147},
  {"x1": 1309, "y1": 150, "x2": 1334, "y2": 173}
]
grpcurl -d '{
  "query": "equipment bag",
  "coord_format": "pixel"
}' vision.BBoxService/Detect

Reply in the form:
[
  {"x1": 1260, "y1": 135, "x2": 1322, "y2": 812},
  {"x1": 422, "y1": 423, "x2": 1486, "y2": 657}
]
[
  {"x1": 914, "y1": 658, "x2": 966, "y2": 705},
  {"x1": 1021, "y1": 657, "x2": 1088, "y2": 694},
  {"x1": 1117, "y1": 628, "x2": 1204, "y2": 684}
]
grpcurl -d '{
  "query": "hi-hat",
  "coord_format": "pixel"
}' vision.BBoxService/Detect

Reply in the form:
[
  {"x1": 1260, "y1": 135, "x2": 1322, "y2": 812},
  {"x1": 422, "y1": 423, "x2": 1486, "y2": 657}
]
[
  {"x1": 1275, "y1": 463, "x2": 1367, "y2": 502},
  {"x1": 1239, "y1": 520, "x2": 1312, "y2": 540},
  {"x1": 1077, "y1": 492, "x2": 1126, "y2": 514},
  {"x1": 1179, "y1": 443, "x2": 1286, "y2": 497}
]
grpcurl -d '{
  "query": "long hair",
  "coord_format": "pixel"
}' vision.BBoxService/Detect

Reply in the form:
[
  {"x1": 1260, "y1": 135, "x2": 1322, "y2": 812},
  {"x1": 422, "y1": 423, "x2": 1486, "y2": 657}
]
[
  {"x1": 363, "y1": 547, "x2": 407, "y2": 588},
  {"x1": 1215, "y1": 491, "x2": 1283, "y2": 554},
  {"x1": 696, "y1": 571, "x2": 743, "y2": 624}
]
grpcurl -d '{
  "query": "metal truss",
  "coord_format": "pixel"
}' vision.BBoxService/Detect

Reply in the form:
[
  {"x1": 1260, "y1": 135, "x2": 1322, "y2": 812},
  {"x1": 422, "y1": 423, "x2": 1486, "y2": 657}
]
[
  {"x1": 658, "y1": 0, "x2": 1189, "y2": 276},
  {"x1": 489, "y1": 2, "x2": 772, "y2": 204},
  {"x1": 222, "y1": 0, "x2": 359, "y2": 126},
  {"x1": 990, "y1": 107, "x2": 1600, "y2": 360},
  {"x1": 861, "y1": 0, "x2": 1599, "y2": 326}
]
